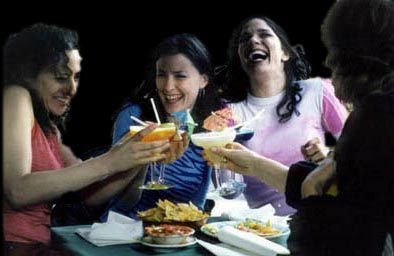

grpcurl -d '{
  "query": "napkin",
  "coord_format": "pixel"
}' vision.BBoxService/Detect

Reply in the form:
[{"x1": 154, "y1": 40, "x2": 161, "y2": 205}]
[
  {"x1": 198, "y1": 226, "x2": 290, "y2": 256},
  {"x1": 221, "y1": 204, "x2": 276, "y2": 221},
  {"x1": 219, "y1": 226, "x2": 290, "y2": 255},
  {"x1": 197, "y1": 239, "x2": 261, "y2": 256},
  {"x1": 75, "y1": 211, "x2": 143, "y2": 246}
]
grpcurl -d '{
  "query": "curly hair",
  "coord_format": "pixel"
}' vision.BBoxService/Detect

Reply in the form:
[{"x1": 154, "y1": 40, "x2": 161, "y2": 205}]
[
  {"x1": 3, "y1": 23, "x2": 79, "y2": 135},
  {"x1": 221, "y1": 15, "x2": 311, "y2": 123},
  {"x1": 322, "y1": 0, "x2": 394, "y2": 105},
  {"x1": 118, "y1": 33, "x2": 223, "y2": 131}
]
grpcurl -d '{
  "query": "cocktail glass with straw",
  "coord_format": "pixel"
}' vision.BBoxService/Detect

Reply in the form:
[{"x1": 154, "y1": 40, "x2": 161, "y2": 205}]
[
  {"x1": 129, "y1": 122, "x2": 176, "y2": 190},
  {"x1": 191, "y1": 129, "x2": 246, "y2": 198},
  {"x1": 129, "y1": 98, "x2": 176, "y2": 190}
]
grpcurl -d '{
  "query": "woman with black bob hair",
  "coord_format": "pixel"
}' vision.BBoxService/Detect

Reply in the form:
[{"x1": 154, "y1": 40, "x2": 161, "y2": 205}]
[
  {"x1": 103, "y1": 33, "x2": 223, "y2": 220},
  {"x1": 119, "y1": 33, "x2": 223, "y2": 132}
]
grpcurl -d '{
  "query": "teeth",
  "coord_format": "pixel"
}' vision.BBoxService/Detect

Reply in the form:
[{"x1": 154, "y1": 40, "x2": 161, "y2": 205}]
[
  {"x1": 165, "y1": 95, "x2": 182, "y2": 101},
  {"x1": 248, "y1": 50, "x2": 268, "y2": 62},
  {"x1": 54, "y1": 97, "x2": 68, "y2": 103}
]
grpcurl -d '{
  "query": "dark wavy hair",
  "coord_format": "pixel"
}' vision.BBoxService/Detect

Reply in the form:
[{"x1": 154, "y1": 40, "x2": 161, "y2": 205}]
[
  {"x1": 322, "y1": 0, "x2": 394, "y2": 105},
  {"x1": 221, "y1": 15, "x2": 311, "y2": 123},
  {"x1": 3, "y1": 23, "x2": 79, "y2": 135},
  {"x1": 118, "y1": 33, "x2": 223, "y2": 131}
]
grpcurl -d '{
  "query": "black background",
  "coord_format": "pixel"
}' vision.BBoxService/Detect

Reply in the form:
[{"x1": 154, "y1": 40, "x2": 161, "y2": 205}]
[{"x1": 3, "y1": 2, "x2": 335, "y2": 157}]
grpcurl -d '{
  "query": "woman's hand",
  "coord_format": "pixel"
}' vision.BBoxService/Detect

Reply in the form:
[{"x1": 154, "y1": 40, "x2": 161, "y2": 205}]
[
  {"x1": 301, "y1": 157, "x2": 336, "y2": 198},
  {"x1": 206, "y1": 142, "x2": 289, "y2": 192},
  {"x1": 161, "y1": 130, "x2": 189, "y2": 164},
  {"x1": 301, "y1": 137, "x2": 330, "y2": 164},
  {"x1": 104, "y1": 124, "x2": 171, "y2": 173},
  {"x1": 204, "y1": 142, "x2": 260, "y2": 176}
]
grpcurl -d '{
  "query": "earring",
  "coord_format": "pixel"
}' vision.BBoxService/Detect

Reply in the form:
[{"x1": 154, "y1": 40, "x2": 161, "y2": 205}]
[{"x1": 199, "y1": 88, "x2": 206, "y2": 98}]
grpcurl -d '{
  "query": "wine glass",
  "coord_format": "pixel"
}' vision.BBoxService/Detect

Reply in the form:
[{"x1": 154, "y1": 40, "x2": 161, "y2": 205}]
[
  {"x1": 217, "y1": 169, "x2": 246, "y2": 199},
  {"x1": 191, "y1": 129, "x2": 246, "y2": 198},
  {"x1": 129, "y1": 124, "x2": 176, "y2": 190}
]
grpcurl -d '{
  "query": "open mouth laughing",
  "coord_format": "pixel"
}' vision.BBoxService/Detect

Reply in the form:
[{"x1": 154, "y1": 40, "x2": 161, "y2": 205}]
[
  {"x1": 247, "y1": 49, "x2": 269, "y2": 64},
  {"x1": 163, "y1": 94, "x2": 183, "y2": 103}
]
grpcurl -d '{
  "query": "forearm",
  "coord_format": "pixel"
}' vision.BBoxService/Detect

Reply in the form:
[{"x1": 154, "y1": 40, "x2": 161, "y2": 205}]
[
  {"x1": 116, "y1": 167, "x2": 148, "y2": 205},
  {"x1": 5, "y1": 155, "x2": 113, "y2": 209},
  {"x1": 252, "y1": 156, "x2": 289, "y2": 193},
  {"x1": 83, "y1": 165, "x2": 146, "y2": 206}
]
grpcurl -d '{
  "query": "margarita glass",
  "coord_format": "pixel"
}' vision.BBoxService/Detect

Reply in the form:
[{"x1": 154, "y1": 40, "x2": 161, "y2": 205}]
[
  {"x1": 129, "y1": 123, "x2": 177, "y2": 190},
  {"x1": 191, "y1": 129, "x2": 246, "y2": 198}
]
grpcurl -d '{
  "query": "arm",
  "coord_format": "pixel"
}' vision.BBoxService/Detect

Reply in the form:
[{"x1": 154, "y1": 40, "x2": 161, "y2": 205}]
[
  {"x1": 82, "y1": 165, "x2": 146, "y2": 206},
  {"x1": 301, "y1": 156, "x2": 336, "y2": 198},
  {"x1": 83, "y1": 112, "x2": 189, "y2": 206},
  {"x1": 79, "y1": 130, "x2": 149, "y2": 207},
  {"x1": 321, "y1": 78, "x2": 349, "y2": 139},
  {"x1": 208, "y1": 143, "x2": 289, "y2": 193},
  {"x1": 299, "y1": 79, "x2": 347, "y2": 164},
  {"x1": 301, "y1": 137, "x2": 330, "y2": 164},
  {"x1": 111, "y1": 166, "x2": 148, "y2": 205},
  {"x1": 3, "y1": 86, "x2": 170, "y2": 209}
]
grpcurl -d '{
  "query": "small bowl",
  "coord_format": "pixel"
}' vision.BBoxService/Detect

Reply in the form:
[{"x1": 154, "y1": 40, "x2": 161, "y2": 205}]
[{"x1": 145, "y1": 224, "x2": 195, "y2": 245}]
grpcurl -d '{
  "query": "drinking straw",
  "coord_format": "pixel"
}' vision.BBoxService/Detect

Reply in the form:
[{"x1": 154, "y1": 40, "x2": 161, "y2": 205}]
[
  {"x1": 150, "y1": 98, "x2": 161, "y2": 125},
  {"x1": 227, "y1": 108, "x2": 265, "y2": 130},
  {"x1": 130, "y1": 116, "x2": 149, "y2": 126}
]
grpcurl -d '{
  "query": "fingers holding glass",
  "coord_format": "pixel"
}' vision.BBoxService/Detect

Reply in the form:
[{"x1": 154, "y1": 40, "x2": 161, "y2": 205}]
[
  {"x1": 191, "y1": 130, "x2": 246, "y2": 199},
  {"x1": 129, "y1": 123, "x2": 178, "y2": 190}
]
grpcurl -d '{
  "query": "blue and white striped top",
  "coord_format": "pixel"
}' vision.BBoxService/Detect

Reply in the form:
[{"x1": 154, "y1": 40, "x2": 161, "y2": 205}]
[{"x1": 103, "y1": 103, "x2": 211, "y2": 220}]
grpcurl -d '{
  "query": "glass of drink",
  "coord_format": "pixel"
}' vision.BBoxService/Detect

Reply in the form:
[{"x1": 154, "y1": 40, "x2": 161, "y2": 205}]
[
  {"x1": 129, "y1": 123, "x2": 177, "y2": 190},
  {"x1": 191, "y1": 129, "x2": 246, "y2": 198}
]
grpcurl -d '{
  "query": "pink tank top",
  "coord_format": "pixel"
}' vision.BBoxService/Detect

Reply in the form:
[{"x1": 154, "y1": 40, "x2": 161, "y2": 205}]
[{"x1": 3, "y1": 120, "x2": 65, "y2": 244}]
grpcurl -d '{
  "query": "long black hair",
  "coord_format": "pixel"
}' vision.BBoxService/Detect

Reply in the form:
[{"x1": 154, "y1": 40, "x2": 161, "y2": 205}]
[
  {"x1": 222, "y1": 15, "x2": 311, "y2": 123},
  {"x1": 3, "y1": 23, "x2": 79, "y2": 135},
  {"x1": 116, "y1": 33, "x2": 223, "y2": 130}
]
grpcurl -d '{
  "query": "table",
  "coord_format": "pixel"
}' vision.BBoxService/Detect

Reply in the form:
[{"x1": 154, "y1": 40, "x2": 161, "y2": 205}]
[{"x1": 51, "y1": 217, "x2": 288, "y2": 256}]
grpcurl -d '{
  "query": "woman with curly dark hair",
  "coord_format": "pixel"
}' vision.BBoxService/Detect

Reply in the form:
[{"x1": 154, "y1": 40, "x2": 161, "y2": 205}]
[
  {"x1": 211, "y1": 15, "x2": 348, "y2": 216},
  {"x1": 3, "y1": 23, "x2": 172, "y2": 255}
]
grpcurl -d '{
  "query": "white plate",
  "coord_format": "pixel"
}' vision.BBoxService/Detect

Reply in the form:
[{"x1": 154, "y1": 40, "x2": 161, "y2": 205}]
[
  {"x1": 200, "y1": 221, "x2": 238, "y2": 238},
  {"x1": 140, "y1": 235, "x2": 197, "y2": 248},
  {"x1": 201, "y1": 220, "x2": 290, "y2": 240}
]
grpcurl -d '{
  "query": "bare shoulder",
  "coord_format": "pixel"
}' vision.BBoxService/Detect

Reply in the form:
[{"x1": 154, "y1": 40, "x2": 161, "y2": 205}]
[
  {"x1": 4, "y1": 85, "x2": 32, "y2": 102},
  {"x1": 3, "y1": 85, "x2": 34, "y2": 125}
]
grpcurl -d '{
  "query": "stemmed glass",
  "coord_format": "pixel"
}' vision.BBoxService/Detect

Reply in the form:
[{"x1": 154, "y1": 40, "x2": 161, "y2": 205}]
[
  {"x1": 191, "y1": 129, "x2": 246, "y2": 198},
  {"x1": 129, "y1": 124, "x2": 176, "y2": 190},
  {"x1": 130, "y1": 98, "x2": 178, "y2": 190},
  {"x1": 217, "y1": 170, "x2": 246, "y2": 199}
]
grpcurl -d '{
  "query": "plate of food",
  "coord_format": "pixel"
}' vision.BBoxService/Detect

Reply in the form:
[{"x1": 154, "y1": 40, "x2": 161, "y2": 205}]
[
  {"x1": 235, "y1": 219, "x2": 290, "y2": 239},
  {"x1": 200, "y1": 221, "x2": 238, "y2": 238},
  {"x1": 140, "y1": 223, "x2": 197, "y2": 253},
  {"x1": 143, "y1": 224, "x2": 195, "y2": 244},
  {"x1": 201, "y1": 219, "x2": 289, "y2": 240},
  {"x1": 137, "y1": 199, "x2": 209, "y2": 230}
]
